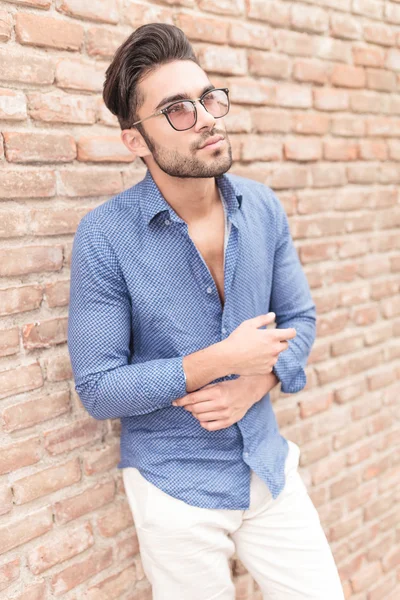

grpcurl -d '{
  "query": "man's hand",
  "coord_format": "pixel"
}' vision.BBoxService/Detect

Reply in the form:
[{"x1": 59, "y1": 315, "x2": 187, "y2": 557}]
[{"x1": 172, "y1": 372, "x2": 279, "y2": 431}]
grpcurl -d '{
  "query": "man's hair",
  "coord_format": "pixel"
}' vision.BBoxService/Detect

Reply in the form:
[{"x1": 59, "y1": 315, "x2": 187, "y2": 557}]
[{"x1": 103, "y1": 23, "x2": 199, "y2": 131}]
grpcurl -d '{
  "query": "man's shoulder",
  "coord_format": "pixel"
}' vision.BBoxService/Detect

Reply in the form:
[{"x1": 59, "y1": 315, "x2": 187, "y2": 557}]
[
  {"x1": 77, "y1": 175, "x2": 145, "y2": 234},
  {"x1": 224, "y1": 172, "x2": 282, "y2": 215}
]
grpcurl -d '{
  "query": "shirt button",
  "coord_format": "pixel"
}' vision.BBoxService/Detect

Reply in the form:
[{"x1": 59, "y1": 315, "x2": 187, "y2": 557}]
[
  {"x1": 243, "y1": 452, "x2": 249, "y2": 459},
  {"x1": 206, "y1": 286, "x2": 212, "y2": 294},
  {"x1": 164, "y1": 219, "x2": 171, "y2": 226},
  {"x1": 222, "y1": 327, "x2": 227, "y2": 334}
]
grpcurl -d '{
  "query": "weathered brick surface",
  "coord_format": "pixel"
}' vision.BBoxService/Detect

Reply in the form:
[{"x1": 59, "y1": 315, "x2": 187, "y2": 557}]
[{"x1": 0, "y1": 1, "x2": 399, "y2": 598}]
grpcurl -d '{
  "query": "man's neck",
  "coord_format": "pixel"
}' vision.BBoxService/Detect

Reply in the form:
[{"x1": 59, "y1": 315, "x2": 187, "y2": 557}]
[{"x1": 147, "y1": 165, "x2": 221, "y2": 225}]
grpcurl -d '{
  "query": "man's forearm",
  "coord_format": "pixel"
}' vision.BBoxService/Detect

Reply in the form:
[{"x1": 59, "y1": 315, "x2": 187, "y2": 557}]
[{"x1": 183, "y1": 340, "x2": 233, "y2": 392}]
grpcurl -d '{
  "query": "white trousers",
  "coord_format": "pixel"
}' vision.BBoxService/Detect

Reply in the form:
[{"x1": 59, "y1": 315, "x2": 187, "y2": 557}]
[{"x1": 122, "y1": 441, "x2": 345, "y2": 600}]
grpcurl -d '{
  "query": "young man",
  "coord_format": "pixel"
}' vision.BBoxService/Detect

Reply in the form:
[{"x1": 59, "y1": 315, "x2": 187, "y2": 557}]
[{"x1": 68, "y1": 23, "x2": 345, "y2": 600}]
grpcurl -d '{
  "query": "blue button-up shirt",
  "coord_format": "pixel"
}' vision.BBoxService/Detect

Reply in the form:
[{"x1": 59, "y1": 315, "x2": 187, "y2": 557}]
[{"x1": 67, "y1": 169, "x2": 316, "y2": 509}]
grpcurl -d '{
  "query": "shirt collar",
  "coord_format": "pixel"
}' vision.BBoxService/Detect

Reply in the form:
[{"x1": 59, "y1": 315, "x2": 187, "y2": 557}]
[{"x1": 139, "y1": 169, "x2": 242, "y2": 226}]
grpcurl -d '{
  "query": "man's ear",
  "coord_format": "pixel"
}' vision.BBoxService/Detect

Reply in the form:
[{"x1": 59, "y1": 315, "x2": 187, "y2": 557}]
[{"x1": 121, "y1": 128, "x2": 151, "y2": 160}]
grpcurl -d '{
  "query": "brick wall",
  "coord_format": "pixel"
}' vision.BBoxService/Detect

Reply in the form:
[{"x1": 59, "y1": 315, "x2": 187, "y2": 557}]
[{"x1": 0, "y1": 0, "x2": 399, "y2": 598}]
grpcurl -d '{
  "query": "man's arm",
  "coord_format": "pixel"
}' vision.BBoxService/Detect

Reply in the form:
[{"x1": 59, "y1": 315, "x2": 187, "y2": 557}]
[
  {"x1": 67, "y1": 216, "x2": 234, "y2": 421},
  {"x1": 268, "y1": 190, "x2": 317, "y2": 393}
]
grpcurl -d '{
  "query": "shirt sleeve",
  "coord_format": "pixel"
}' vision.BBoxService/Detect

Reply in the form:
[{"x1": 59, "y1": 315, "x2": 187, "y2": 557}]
[
  {"x1": 67, "y1": 215, "x2": 187, "y2": 420},
  {"x1": 268, "y1": 190, "x2": 317, "y2": 393}
]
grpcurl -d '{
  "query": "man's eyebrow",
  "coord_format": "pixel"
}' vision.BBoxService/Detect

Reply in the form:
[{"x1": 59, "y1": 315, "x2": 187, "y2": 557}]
[{"x1": 154, "y1": 85, "x2": 216, "y2": 111}]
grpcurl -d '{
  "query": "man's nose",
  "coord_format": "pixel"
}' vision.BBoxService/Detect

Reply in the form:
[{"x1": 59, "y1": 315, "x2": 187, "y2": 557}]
[{"x1": 194, "y1": 101, "x2": 216, "y2": 131}]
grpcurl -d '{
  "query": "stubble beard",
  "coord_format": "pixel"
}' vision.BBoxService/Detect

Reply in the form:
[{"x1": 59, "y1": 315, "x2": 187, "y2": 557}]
[{"x1": 141, "y1": 128, "x2": 233, "y2": 179}]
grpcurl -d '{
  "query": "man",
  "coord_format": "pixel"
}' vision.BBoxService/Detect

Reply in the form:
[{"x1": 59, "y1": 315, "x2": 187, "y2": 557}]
[{"x1": 68, "y1": 23, "x2": 345, "y2": 600}]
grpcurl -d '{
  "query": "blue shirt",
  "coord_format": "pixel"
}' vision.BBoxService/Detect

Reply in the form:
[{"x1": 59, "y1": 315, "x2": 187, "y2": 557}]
[{"x1": 67, "y1": 169, "x2": 316, "y2": 509}]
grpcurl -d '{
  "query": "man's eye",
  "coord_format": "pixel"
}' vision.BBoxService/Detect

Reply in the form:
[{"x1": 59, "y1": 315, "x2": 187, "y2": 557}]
[{"x1": 167, "y1": 103, "x2": 185, "y2": 114}]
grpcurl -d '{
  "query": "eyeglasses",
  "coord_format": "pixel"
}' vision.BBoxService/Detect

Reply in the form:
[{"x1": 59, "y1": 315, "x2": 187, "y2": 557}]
[{"x1": 132, "y1": 88, "x2": 230, "y2": 132}]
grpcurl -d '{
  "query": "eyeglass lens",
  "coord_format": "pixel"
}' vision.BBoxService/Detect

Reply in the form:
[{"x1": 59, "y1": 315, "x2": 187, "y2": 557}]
[{"x1": 165, "y1": 89, "x2": 229, "y2": 130}]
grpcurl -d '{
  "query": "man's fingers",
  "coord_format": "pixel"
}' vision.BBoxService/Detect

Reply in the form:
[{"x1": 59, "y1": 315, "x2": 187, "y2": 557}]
[
  {"x1": 185, "y1": 401, "x2": 224, "y2": 415},
  {"x1": 271, "y1": 327, "x2": 296, "y2": 341},
  {"x1": 173, "y1": 385, "x2": 217, "y2": 407},
  {"x1": 200, "y1": 419, "x2": 231, "y2": 431}
]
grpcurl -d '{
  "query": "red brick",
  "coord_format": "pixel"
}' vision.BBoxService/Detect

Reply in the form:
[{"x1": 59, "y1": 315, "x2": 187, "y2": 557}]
[
  {"x1": 352, "y1": 43, "x2": 385, "y2": 68},
  {"x1": 28, "y1": 90, "x2": 96, "y2": 124},
  {"x1": 9, "y1": 582, "x2": 46, "y2": 600},
  {"x1": 124, "y1": 0, "x2": 173, "y2": 29},
  {"x1": 311, "y1": 453, "x2": 347, "y2": 486},
  {"x1": 51, "y1": 548, "x2": 113, "y2": 595},
  {"x1": 30, "y1": 207, "x2": 89, "y2": 236},
  {"x1": 176, "y1": 13, "x2": 228, "y2": 44},
  {"x1": 0, "y1": 49, "x2": 55, "y2": 85},
  {"x1": 270, "y1": 164, "x2": 309, "y2": 189},
  {"x1": 44, "y1": 353, "x2": 73, "y2": 382},
  {"x1": 77, "y1": 135, "x2": 133, "y2": 163},
  {"x1": 0, "y1": 558, "x2": 20, "y2": 592},
  {"x1": 59, "y1": 168, "x2": 123, "y2": 197},
  {"x1": 56, "y1": 58, "x2": 107, "y2": 92},
  {"x1": 4, "y1": 131, "x2": 76, "y2": 163},
  {"x1": 0, "y1": 436, "x2": 41, "y2": 475},
  {"x1": 385, "y1": 2, "x2": 400, "y2": 24},
  {"x1": 293, "y1": 113, "x2": 330, "y2": 136},
  {"x1": 0, "y1": 11, "x2": 12, "y2": 43},
  {"x1": 367, "y1": 68, "x2": 397, "y2": 92},
  {"x1": 96, "y1": 97, "x2": 119, "y2": 127},
  {"x1": 248, "y1": 51, "x2": 291, "y2": 79},
  {"x1": 13, "y1": 457, "x2": 81, "y2": 505},
  {"x1": 116, "y1": 531, "x2": 140, "y2": 561},
  {"x1": 0, "y1": 506, "x2": 53, "y2": 555},
  {"x1": 0, "y1": 327, "x2": 19, "y2": 357},
  {"x1": 314, "y1": 87, "x2": 349, "y2": 111},
  {"x1": 347, "y1": 440, "x2": 373, "y2": 469},
  {"x1": 83, "y1": 443, "x2": 120, "y2": 475},
  {"x1": 0, "y1": 245, "x2": 62, "y2": 278},
  {"x1": 85, "y1": 564, "x2": 137, "y2": 600},
  {"x1": 331, "y1": 333, "x2": 364, "y2": 357},
  {"x1": 250, "y1": 108, "x2": 290, "y2": 133},
  {"x1": 313, "y1": 162, "x2": 346, "y2": 186},
  {"x1": 97, "y1": 500, "x2": 134, "y2": 537},
  {"x1": 353, "y1": 0, "x2": 383, "y2": 19},
  {"x1": 43, "y1": 418, "x2": 103, "y2": 455},
  {"x1": 358, "y1": 139, "x2": 388, "y2": 160},
  {"x1": 229, "y1": 21, "x2": 273, "y2": 50},
  {"x1": 45, "y1": 280, "x2": 70, "y2": 308},
  {"x1": 199, "y1": 0, "x2": 243, "y2": 16},
  {"x1": 228, "y1": 77, "x2": 275, "y2": 105},
  {"x1": 0, "y1": 210, "x2": 27, "y2": 239},
  {"x1": 224, "y1": 105, "x2": 252, "y2": 133},
  {"x1": 0, "y1": 484, "x2": 13, "y2": 516},
  {"x1": 284, "y1": 137, "x2": 322, "y2": 162},
  {"x1": 276, "y1": 83, "x2": 313, "y2": 109},
  {"x1": 2, "y1": 389, "x2": 70, "y2": 432},
  {"x1": 364, "y1": 22, "x2": 397, "y2": 47},
  {"x1": 331, "y1": 114, "x2": 365, "y2": 136},
  {"x1": 274, "y1": 401, "x2": 298, "y2": 428},
  {"x1": 381, "y1": 295, "x2": 400, "y2": 318},
  {"x1": 331, "y1": 13, "x2": 362, "y2": 40},
  {"x1": 196, "y1": 44, "x2": 247, "y2": 76},
  {"x1": 56, "y1": 0, "x2": 119, "y2": 24},
  {"x1": 0, "y1": 170, "x2": 55, "y2": 199},
  {"x1": 292, "y1": 58, "x2": 328, "y2": 85},
  {"x1": 86, "y1": 26, "x2": 128, "y2": 58},
  {"x1": 241, "y1": 135, "x2": 282, "y2": 161},
  {"x1": 22, "y1": 317, "x2": 68, "y2": 350},
  {"x1": 290, "y1": 4, "x2": 328, "y2": 34},
  {"x1": 0, "y1": 88, "x2": 27, "y2": 121},
  {"x1": 28, "y1": 522, "x2": 93, "y2": 574},
  {"x1": 299, "y1": 391, "x2": 334, "y2": 418},
  {"x1": 54, "y1": 479, "x2": 115, "y2": 524},
  {"x1": 369, "y1": 575, "x2": 398, "y2": 600},
  {"x1": 246, "y1": 1, "x2": 290, "y2": 27},
  {"x1": 0, "y1": 362, "x2": 43, "y2": 400},
  {"x1": 350, "y1": 561, "x2": 382, "y2": 593},
  {"x1": 329, "y1": 514, "x2": 363, "y2": 542},
  {"x1": 5, "y1": 0, "x2": 51, "y2": 7},
  {"x1": 299, "y1": 240, "x2": 337, "y2": 264},
  {"x1": 275, "y1": 29, "x2": 314, "y2": 57},
  {"x1": 331, "y1": 64, "x2": 366, "y2": 88},
  {"x1": 298, "y1": 438, "x2": 331, "y2": 466},
  {"x1": 16, "y1": 12, "x2": 84, "y2": 51},
  {"x1": 296, "y1": 190, "x2": 331, "y2": 215}
]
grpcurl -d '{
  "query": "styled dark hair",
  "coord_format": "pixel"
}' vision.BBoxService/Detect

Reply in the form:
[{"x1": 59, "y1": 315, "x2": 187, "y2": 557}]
[{"x1": 103, "y1": 23, "x2": 199, "y2": 131}]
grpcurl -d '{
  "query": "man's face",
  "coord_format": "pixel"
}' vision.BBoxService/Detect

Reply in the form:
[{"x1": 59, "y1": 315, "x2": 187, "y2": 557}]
[{"x1": 134, "y1": 60, "x2": 232, "y2": 178}]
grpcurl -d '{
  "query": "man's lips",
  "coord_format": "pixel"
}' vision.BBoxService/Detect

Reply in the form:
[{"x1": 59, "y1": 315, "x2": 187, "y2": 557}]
[{"x1": 199, "y1": 135, "x2": 225, "y2": 150}]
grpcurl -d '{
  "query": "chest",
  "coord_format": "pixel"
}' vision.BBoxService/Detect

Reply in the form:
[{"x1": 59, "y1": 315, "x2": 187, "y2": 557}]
[{"x1": 187, "y1": 201, "x2": 227, "y2": 308}]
